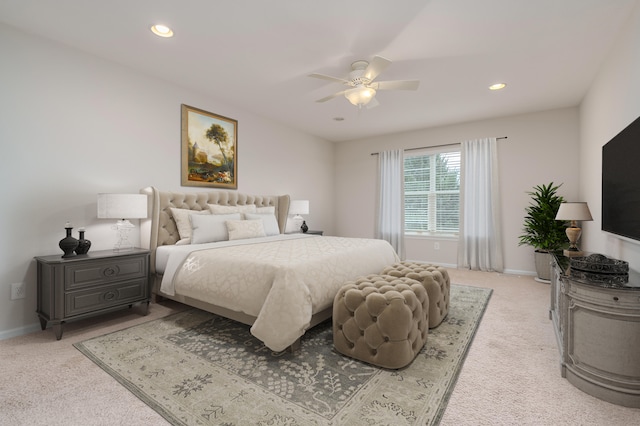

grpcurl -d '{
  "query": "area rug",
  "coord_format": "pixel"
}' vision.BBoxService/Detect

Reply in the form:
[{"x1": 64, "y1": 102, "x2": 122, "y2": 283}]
[{"x1": 75, "y1": 284, "x2": 491, "y2": 425}]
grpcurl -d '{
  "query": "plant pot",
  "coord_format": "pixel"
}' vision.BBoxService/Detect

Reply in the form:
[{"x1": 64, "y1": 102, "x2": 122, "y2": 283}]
[{"x1": 534, "y1": 250, "x2": 552, "y2": 283}]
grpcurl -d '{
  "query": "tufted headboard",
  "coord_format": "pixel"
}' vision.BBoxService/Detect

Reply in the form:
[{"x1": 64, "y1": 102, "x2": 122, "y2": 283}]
[{"x1": 140, "y1": 186, "x2": 290, "y2": 273}]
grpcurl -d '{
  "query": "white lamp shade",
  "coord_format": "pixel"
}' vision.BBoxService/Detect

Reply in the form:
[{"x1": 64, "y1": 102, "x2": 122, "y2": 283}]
[
  {"x1": 555, "y1": 202, "x2": 593, "y2": 221},
  {"x1": 97, "y1": 193, "x2": 147, "y2": 219},
  {"x1": 289, "y1": 200, "x2": 309, "y2": 216}
]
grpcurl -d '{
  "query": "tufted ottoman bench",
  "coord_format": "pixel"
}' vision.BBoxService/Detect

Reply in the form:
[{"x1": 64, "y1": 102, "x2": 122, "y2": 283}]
[
  {"x1": 333, "y1": 274, "x2": 429, "y2": 369},
  {"x1": 381, "y1": 262, "x2": 450, "y2": 328}
]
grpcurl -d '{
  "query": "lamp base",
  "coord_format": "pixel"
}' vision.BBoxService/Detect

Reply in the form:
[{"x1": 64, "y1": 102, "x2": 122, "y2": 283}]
[
  {"x1": 563, "y1": 249, "x2": 584, "y2": 257},
  {"x1": 113, "y1": 219, "x2": 135, "y2": 252}
]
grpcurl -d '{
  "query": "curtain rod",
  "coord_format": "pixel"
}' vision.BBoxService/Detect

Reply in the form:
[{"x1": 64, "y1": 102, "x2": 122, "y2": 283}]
[{"x1": 370, "y1": 136, "x2": 508, "y2": 156}]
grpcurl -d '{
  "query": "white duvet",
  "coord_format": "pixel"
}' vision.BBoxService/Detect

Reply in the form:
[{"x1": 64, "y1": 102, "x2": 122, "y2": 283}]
[{"x1": 158, "y1": 234, "x2": 399, "y2": 351}]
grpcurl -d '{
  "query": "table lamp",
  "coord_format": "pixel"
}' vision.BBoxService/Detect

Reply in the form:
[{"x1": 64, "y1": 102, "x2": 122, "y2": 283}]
[
  {"x1": 555, "y1": 202, "x2": 593, "y2": 256},
  {"x1": 97, "y1": 193, "x2": 147, "y2": 251},
  {"x1": 289, "y1": 200, "x2": 309, "y2": 233}
]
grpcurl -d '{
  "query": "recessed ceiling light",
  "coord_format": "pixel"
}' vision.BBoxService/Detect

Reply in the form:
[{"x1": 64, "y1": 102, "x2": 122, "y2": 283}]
[
  {"x1": 150, "y1": 24, "x2": 174, "y2": 38},
  {"x1": 489, "y1": 83, "x2": 507, "y2": 91}
]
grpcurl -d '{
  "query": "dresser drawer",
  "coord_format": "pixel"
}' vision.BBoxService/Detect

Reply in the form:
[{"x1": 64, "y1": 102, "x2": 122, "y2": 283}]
[
  {"x1": 64, "y1": 255, "x2": 148, "y2": 290},
  {"x1": 65, "y1": 278, "x2": 148, "y2": 317}
]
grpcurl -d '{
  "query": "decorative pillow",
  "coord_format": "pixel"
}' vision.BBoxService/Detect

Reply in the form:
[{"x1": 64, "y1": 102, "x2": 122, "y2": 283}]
[
  {"x1": 226, "y1": 219, "x2": 266, "y2": 240},
  {"x1": 208, "y1": 204, "x2": 257, "y2": 218},
  {"x1": 190, "y1": 213, "x2": 242, "y2": 244},
  {"x1": 170, "y1": 208, "x2": 211, "y2": 243},
  {"x1": 245, "y1": 212, "x2": 280, "y2": 236},
  {"x1": 256, "y1": 206, "x2": 276, "y2": 214}
]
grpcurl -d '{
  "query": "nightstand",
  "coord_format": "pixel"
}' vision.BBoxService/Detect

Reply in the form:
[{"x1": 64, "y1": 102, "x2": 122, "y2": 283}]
[
  {"x1": 35, "y1": 248, "x2": 150, "y2": 340},
  {"x1": 305, "y1": 230, "x2": 324, "y2": 235}
]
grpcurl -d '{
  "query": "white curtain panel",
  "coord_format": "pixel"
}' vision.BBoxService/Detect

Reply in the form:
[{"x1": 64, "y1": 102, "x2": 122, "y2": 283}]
[
  {"x1": 457, "y1": 138, "x2": 504, "y2": 272},
  {"x1": 376, "y1": 149, "x2": 405, "y2": 260}
]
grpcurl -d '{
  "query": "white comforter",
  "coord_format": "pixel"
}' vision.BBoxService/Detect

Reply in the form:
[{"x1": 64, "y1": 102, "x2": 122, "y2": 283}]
[{"x1": 158, "y1": 234, "x2": 399, "y2": 351}]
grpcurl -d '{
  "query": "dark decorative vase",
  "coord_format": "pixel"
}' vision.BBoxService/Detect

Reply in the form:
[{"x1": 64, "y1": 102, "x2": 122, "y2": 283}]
[
  {"x1": 59, "y1": 225, "x2": 79, "y2": 258},
  {"x1": 301, "y1": 221, "x2": 308, "y2": 233},
  {"x1": 75, "y1": 229, "x2": 91, "y2": 255}
]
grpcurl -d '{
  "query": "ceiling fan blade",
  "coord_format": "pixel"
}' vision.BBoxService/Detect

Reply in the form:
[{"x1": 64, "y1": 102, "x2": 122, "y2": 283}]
[
  {"x1": 315, "y1": 90, "x2": 348, "y2": 103},
  {"x1": 309, "y1": 73, "x2": 350, "y2": 85},
  {"x1": 364, "y1": 56, "x2": 391, "y2": 81},
  {"x1": 371, "y1": 80, "x2": 420, "y2": 91}
]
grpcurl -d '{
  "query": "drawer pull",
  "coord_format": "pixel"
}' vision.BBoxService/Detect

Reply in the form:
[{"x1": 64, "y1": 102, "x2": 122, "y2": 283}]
[
  {"x1": 103, "y1": 267, "x2": 117, "y2": 277},
  {"x1": 104, "y1": 291, "x2": 117, "y2": 301},
  {"x1": 613, "y1": 296, "x2": 619, "y2": 301}
]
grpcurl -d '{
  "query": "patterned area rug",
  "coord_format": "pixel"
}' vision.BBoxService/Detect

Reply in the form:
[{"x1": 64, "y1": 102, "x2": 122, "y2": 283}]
[{"x1": 75, "y1": 284, "x2": 491, "y2": 425}]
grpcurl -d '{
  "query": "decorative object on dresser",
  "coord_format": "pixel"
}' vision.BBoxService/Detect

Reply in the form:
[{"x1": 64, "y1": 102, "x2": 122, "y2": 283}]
[
  {"x1": 97, "y1": 193, "x2": 148, "y2": 251},
  {"x1": 554, "y1": 201, "x2": 593, "y2": 256},
  {"x1": 288, "y1": 199, "x2": 309, "y2": 232},
  {"x1": 550, "y1": 253, "x2": 640, "y2": 408},
  {"x1": 75, "y1": 227, "x2": 91, "y2": 255},
  {"x1": 518, "y1": 182, "x2": 567, "y2": 282},
  {"x1": 58, "y1": 221, "x2": 79, "y2": 258},
  {"x1": 569, "y1": 253, "x2": 628, "y2": 286},
  {"x1": 181, "y1": 104, "x2": 238, "y2": 189},
  {"x1": 35, "y1": 248, "x2": 150, "y2": 340}
]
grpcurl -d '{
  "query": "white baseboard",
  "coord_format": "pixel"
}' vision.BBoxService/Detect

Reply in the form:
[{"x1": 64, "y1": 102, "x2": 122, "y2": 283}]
[
  {"x1": 0, "y1": 322, "x2": 41, "y2": 341},
  {"x1": 404, "y1": 259, "x2": 537, "y2": 277},
  {"x1": 503, "y1": 268, "x2": 537, "y2": 277}
]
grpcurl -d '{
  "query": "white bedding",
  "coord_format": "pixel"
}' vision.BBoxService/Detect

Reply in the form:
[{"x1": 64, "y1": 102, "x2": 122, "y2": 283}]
[{"x1": 157, "y1": 234, "x2": 399, "y2": 351}]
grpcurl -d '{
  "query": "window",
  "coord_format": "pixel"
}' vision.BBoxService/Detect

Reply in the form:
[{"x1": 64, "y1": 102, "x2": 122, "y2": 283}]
[{"x1": 404, "y1": 149, "x2": 461, "y2": 235}]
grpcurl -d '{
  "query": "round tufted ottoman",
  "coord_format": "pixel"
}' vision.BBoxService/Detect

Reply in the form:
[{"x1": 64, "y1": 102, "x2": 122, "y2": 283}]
[
  {"x1": 381, "y1": 262, "x2": 450, "y2": 328},
  {"x1": 332, "y1": 274, "x2": 429, "y2": 369}
]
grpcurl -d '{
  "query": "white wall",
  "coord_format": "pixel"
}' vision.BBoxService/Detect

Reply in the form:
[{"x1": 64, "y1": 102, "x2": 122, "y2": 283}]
[
  {"x1": 0, "y1": 24, "x2": 335, "y2": 338},
  {"x1": 579, "y1": 1, "x2": 640, "y2": 278},
  {"x1": 334, "y1": 108, "x2": 580, "y2": 274}
]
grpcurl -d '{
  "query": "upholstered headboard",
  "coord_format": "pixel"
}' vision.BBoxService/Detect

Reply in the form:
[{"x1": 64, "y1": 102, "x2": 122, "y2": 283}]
[{"x1": 140, "y1": 186, "x2": 290, "y2": 273}]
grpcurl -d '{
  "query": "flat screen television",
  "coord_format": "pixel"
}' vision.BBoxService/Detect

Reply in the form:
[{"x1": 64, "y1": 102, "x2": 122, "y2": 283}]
[{"x1": 602, "y1": 115, "x2": 640, "y2": 242}]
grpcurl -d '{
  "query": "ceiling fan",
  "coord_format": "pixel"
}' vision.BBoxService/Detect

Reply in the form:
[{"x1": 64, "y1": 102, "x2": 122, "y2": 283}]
[{"x1": 309, "y1": 56, "x2": 419, "y2": 109}]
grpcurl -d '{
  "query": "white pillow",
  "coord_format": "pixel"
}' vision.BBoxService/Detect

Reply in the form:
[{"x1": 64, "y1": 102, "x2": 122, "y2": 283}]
[
  {"x1": 208, "y1": 204, "x2": 257, "y2": 218},
  {"x1": 226, "y1": 219, "x2": 266, "y2": 240},
  {"x1": 170, "y1": 208, "x2": 211, "y2": 243},
  {"x1": 245, "y1": 212, "x2": 280, "y2": 236},
  {"x1": 256, "y1": 206, "x2": 275, "y2": 214},
  {"x1": 190, "y1": 213, "x2": 241, "y2": 244}
]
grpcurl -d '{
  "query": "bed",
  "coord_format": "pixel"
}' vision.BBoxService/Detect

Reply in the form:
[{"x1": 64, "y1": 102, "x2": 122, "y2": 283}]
[{"x1": 140, "y1": 186, "x2": 399, "y2": 351}]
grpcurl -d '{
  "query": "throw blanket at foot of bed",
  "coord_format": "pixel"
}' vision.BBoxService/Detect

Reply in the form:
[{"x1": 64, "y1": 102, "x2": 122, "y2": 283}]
[{"x1": 161, "y1": 234, "x2": 399, "y2": 351}]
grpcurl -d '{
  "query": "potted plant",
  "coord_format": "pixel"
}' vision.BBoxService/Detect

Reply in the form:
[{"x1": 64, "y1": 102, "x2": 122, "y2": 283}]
[{"x1": 518, "y1": 182, "x2": 568, "y2": 282}]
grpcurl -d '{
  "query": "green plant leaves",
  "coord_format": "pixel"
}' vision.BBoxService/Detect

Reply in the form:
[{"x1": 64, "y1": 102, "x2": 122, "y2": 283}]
[{"x1": 518, "y1": 182, "x2": 569, "y2": 251}]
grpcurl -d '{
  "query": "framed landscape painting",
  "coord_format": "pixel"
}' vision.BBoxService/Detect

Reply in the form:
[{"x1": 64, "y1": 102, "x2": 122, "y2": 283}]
[{"x1": 181, "y1": 104, "x2": 238, "y2": 189}]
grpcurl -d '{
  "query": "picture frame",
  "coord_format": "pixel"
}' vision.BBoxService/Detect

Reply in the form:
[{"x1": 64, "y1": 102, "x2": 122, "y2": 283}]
[{"x1": 181, "y1": 104, "x2": 238, "y2": 189}]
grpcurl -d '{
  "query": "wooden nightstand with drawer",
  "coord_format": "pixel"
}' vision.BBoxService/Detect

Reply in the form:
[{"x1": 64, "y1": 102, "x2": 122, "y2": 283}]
[{"x1": 35, "y1": 248, "x2": 150, "y2": 340}]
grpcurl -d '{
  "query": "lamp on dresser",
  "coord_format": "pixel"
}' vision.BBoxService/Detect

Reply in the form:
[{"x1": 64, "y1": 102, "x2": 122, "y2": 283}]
[
  {"x1": 289, "y1": 200, "x2": 309, "y2": 233},
  {"x1": 555, "y1": 202, "x2": 593, "y2": 256},
  {"x1": 97, "y1": 193, "x2": 148, "y2": 251}
]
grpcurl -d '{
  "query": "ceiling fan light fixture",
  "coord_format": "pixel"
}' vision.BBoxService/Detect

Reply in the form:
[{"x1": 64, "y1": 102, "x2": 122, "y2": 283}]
[{"x1": 345, "y1": 86, "x2": 376, "y2": 107}]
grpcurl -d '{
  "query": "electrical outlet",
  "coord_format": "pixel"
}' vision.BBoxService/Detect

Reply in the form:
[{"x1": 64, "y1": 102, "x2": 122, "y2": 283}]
[
  {"x1": 434, "y1": 242, "x2": 440, "y2": 250},
  {"x1": 10, "y1": 283, "x2": 26, "y2": 300}
]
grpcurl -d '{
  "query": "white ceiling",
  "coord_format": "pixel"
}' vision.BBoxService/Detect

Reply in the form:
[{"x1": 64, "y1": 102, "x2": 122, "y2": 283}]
[{"x1": 1, "y1": 0, "x2": 637, "y2": 142}]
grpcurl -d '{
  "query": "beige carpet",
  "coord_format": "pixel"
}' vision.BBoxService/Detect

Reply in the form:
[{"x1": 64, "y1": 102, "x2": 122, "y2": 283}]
[{"x1": 1, "y1": 269, "x2": 639, "y2": 425}]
